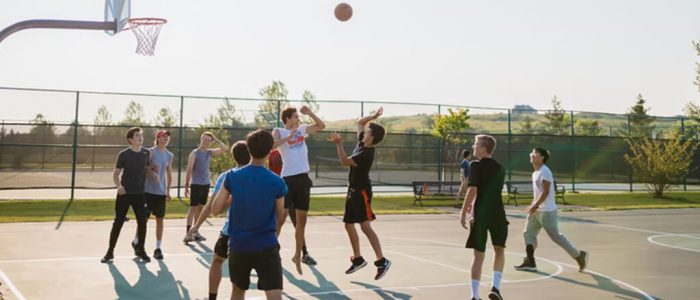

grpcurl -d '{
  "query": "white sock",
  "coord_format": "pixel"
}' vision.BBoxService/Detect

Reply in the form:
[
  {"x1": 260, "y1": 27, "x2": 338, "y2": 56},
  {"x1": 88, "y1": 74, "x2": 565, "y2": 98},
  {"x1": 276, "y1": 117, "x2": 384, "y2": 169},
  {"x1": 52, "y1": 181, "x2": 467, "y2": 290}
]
[
  {"x1": 156, "y1": 240, "x2": 162, "y2": 249},
  {"x1": 493, "y1": 271, "x2": 502, "y2": 290},
  {"x1": 471, "y1": 279, "x2": 480, "y2": 299}
]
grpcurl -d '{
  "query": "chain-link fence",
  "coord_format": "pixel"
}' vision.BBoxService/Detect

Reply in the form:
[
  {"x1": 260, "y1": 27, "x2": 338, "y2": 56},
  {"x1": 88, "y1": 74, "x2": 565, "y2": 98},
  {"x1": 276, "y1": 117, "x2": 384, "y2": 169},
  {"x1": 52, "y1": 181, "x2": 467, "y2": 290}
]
[{"x1": 1, "y1": 86, "x2": 699, "y2": 199}]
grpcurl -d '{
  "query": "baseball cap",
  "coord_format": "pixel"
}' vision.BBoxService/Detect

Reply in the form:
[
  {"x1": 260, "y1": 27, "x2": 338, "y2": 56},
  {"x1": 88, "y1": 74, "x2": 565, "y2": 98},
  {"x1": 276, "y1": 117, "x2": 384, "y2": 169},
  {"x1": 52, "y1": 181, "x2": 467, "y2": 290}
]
[{"x1": 155, "y1": 130, "x2": 171, "y2": 138}]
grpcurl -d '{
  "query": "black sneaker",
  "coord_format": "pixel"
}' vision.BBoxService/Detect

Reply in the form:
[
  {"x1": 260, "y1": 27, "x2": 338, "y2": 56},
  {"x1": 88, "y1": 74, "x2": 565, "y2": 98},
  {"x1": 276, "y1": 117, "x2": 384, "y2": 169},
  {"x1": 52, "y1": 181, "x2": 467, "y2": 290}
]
[
  {"x1": 301, "y1": 254, "x2": 317, "y2": 265},
  {"x1": 345, "y1": 256, "x2": 367, "y2": 274},
  {"x1": 100, "y1": 252, "x2": 114, "y2": 263},
  {"x1": 135, "y1": 250, "x2": 151, "y2": 263},
  {"x1": 153, "y1": 248, "x2": 164, "y2": 260},
  {"x1": 488, "y1": 287, "x2": 503, "y2": 300},
  {"x1": 471, "y1": 298, "x2": 482, "y2": 300},
  {"x1": 514, "y1": 257, "x2": 537, "y2": 271},
  {"x1": 576, "y1": 250, "x2": 588, "y2": 272},
  {"x1": 374, "y1": 257, "x2": 391, "y2": 280}
]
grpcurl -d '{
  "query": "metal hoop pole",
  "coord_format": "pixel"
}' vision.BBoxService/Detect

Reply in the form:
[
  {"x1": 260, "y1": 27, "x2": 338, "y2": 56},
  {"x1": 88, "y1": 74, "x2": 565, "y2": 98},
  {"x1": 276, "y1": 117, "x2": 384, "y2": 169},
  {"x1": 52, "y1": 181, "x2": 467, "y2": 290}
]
[{"x1": 0, "y1": 19, "x2": 117, "y2": 44}]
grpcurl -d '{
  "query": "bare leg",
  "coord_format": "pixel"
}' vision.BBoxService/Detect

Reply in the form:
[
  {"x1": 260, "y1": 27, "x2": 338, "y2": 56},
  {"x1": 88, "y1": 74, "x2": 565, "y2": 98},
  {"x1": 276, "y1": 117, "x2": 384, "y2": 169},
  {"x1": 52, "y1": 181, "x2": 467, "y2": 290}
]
[
  {"x1": 209, "y1": 255, "x2": 226, "y2": 295},
  {"x1": 231, "y1": 284, "x2": 245, "y2": 300},
  {"x1": 345, "y1": 223, "x2": 362, "y2": 259},
  {"x1": 264, "y1": 290, "x2": 282, "y2": 300},
  {"x1": 471, "y1": 250, "x2": 485, "y2": 281},
  {"x1": 359, "y1": 221, "x2": 383, "y2": 260}
]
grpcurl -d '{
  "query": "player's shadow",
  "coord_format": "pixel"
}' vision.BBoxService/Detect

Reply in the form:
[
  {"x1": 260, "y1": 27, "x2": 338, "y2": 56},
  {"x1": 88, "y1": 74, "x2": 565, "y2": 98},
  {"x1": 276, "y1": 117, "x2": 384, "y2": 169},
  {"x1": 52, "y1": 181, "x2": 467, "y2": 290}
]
[
  {"x1": 351, "y1": 281, "x2": 413, "y2": 300},
  {"x1": 551, "y1": 272, "x2": 662, "y2": 300},
  {"x1": 108, "y1": 258, "x2": 191, "y2": 300},
  {"x1": 283, "y1": 265, "x2": 349, "y2": 300},
  {"x1": 188, "y1": 240, "x2": 232, "y2": 281}
]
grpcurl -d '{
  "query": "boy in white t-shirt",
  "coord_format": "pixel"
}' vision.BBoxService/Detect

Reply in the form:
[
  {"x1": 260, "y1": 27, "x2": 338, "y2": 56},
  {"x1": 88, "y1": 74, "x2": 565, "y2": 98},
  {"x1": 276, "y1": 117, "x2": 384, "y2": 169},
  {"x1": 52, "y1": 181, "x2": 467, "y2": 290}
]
[
  {"x1": 272, "y1": 105, "x2": 325, "y2": 274},
  {"x1": 515, "y1": 148, "x2": 588, "y2": 273}
]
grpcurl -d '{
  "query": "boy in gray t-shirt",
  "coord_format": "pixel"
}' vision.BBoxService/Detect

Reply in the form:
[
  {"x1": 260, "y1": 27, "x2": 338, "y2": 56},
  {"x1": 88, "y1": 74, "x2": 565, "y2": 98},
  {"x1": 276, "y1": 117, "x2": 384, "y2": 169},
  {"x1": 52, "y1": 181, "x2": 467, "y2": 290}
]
[{"x1": 133, "y1": 129, "x2": 173, "y2": 260}]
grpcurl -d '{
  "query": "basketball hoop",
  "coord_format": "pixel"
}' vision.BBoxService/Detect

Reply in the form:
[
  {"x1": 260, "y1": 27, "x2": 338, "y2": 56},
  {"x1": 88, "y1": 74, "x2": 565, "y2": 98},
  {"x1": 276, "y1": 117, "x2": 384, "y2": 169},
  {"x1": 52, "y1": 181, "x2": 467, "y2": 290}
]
[{"x1": 126, "y1": 17, "x2": 166, "y2": 56}]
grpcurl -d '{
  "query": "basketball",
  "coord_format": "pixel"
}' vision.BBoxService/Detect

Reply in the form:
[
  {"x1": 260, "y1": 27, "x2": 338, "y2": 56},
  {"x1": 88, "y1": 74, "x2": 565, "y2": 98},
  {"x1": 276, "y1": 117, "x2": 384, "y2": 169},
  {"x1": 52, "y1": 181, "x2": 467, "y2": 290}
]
[{"x1": 334, "y1": 3, "x2": 353, "y2": 22}]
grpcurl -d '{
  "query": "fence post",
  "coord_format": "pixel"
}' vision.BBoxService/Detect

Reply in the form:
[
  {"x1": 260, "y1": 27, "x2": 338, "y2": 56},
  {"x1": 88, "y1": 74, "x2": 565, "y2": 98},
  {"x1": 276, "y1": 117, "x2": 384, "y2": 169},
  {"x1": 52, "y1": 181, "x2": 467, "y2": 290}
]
[
  {"x1": 70, "y1": 92, "x2": 80, "y2": 201},
  {"x1": 276, "y1": 100, "x2": 281, "y2": 128},
  {"x1": 682, "y1": 117, "x2": 687, "y2": 191},
  {"x1": 507, "y1": 109, "x2": 512, "y2": 182},
  {"x1": 361, "y1": 101, "x2": 364, "y2": 117},
  {"x1": 0, "y1": 119, "x2": 4, "y2": 169},
  {"x1": 628, "y1": 114, "x2": 633, "y2": 192},
  {"x1": 571, "y1": 110, "x2": 576, "y2": 193},
  {"x1": 177, "y1": 96, "x2": 184, "y2": 199},
  {"x1": 437, "y1": 105, "x2": 443, "y2": 182}
]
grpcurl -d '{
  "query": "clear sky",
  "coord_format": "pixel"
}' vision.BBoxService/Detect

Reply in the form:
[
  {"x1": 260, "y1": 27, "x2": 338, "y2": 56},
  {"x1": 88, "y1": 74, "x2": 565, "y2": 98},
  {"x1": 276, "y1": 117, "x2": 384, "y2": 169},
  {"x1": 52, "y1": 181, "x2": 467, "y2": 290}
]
[{"x1": 1, "y1": 0, "x2": 699, "y2": 124}]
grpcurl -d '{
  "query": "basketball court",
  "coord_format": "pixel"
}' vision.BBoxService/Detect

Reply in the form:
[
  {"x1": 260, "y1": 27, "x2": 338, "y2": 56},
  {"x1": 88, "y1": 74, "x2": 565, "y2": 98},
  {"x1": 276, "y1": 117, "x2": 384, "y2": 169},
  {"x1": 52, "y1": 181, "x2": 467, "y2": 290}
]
[{"x1": 1, "y1": 207, "x2": 698, "y2": 299}]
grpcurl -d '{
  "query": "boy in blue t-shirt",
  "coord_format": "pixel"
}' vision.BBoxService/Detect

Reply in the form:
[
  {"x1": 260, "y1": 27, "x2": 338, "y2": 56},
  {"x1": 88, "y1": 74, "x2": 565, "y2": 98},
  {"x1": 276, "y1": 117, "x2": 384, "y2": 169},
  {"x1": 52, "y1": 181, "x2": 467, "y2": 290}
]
[
  {"x1": 188, "y1": 141, "x2": 249, "y2": 300},
  {"x1": 211, "y1": 130, "x2": 287, "y2": 299},
  {"x1": 458, "y1": 150, "x2": 471, "y2": 204}
]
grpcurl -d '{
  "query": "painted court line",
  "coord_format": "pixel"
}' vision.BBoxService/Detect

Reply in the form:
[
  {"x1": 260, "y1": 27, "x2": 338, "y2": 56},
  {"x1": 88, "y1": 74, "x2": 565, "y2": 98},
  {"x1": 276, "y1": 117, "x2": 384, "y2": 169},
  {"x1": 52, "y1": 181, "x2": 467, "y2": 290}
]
[
  {"x1": 0, "y1": 268, "x2": 27, "y2": 300},
  {"x1": 647, "y1": 234, "x2": 700, "y2": 253}
]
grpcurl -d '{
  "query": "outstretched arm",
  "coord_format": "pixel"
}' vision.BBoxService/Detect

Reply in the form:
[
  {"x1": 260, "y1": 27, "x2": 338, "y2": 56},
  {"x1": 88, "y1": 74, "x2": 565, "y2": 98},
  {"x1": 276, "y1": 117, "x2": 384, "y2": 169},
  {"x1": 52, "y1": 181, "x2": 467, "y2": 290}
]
[
  {"x1": 328, "y1": 133, "x2": 357, "y2": 167},
  {"x1": 301, "y1": 105, "x2": 326, "y2": 134},
  {"x1": 357, "y1": 107, "x2": 383, "y2": 136}
]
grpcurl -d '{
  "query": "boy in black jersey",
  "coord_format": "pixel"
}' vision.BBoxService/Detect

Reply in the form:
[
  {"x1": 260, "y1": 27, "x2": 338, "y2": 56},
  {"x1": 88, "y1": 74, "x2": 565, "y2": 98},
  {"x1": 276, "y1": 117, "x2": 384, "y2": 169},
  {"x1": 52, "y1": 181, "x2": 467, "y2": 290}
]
[
  {"x1": 328, "y1": 107, "x2": 391, "y2": 280},
  {"x1": 459, "y1": 134, "x2": 508, "y2": 300}
]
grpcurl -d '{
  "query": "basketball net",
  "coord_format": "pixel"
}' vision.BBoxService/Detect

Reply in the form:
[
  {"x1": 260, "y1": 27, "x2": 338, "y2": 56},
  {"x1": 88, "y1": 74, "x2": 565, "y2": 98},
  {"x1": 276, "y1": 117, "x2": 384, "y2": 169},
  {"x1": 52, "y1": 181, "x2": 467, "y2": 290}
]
[{"x1": 127, "y1": 18, "x2": 166, "y2": 56}]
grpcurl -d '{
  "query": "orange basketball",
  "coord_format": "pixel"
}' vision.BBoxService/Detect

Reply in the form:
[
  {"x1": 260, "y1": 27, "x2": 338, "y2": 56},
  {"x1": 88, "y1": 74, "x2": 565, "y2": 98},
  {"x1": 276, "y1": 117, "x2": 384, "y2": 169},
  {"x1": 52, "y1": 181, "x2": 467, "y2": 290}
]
[{"x1": 334, "y1": 3, "x2": 353, "y2": 22}]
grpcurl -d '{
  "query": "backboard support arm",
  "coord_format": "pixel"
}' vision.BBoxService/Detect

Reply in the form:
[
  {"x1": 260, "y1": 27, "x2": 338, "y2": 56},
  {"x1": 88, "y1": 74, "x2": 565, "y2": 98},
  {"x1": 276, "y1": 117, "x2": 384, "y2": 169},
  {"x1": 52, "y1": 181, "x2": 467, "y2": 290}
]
[{"x1": 0, "y1": 19, "x2": 117, "y2": 44}]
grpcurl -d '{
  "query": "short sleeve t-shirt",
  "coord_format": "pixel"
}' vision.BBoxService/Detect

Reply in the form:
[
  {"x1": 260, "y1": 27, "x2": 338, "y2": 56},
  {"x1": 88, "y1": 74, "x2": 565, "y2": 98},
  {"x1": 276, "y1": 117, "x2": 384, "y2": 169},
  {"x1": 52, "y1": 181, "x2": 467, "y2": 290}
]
[
  {"x1": 191, "y1": 149, "x2": 212, "y2": 185},
  {"x1": 460, "y1": 159, "x2": 470, "y2": 178},
  {"x1": 213, "y1": 168, "x2": 239, "y2": 235},
  {"x1": 115, "y1": 147, "x2": 150, "y2": 194},
  {"x1": 467, "y1": 157, "x2": 506, "y2": 222},
  {"x1": 348, "y1": 132, "x2": 374, "y2": 190},
  {"x1": 276, "y1": 125, "x2": 310, "y2": 177},
  {"x1": 144, "y1": 147, "x2": 174, "y2": 195},
  {"x1": 532, "y1": 165, "x2": 557, "y2": 212},
  {"x1": 224, "y1": 164, "x2": 288, "y2": 252}
]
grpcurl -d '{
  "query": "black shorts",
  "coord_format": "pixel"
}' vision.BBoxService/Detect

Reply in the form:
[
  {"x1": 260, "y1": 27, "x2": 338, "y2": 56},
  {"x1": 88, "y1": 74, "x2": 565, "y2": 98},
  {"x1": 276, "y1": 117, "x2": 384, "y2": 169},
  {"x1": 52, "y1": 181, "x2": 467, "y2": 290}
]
[
  {"x1": 466, "y1": 218, "x2": 509, "y2": 252},
  {"x1": 229, "y1": 246, "x2": 282, "y2": 291},
  {"x1": 214, "y1": 233, "x2": 229, "y2": 259},
  {"x1": 189, "y1": 184, "x2": 210, "y2": 206},
  {"x1": 283, "y1": 173, "x2": 313, "y2": 211},
  {"x1": 145, "y1": 193, "x2": 166, "y2": 218},
  {"x1": 343, "y1": 187, "x2": 376, "y2": 224}
]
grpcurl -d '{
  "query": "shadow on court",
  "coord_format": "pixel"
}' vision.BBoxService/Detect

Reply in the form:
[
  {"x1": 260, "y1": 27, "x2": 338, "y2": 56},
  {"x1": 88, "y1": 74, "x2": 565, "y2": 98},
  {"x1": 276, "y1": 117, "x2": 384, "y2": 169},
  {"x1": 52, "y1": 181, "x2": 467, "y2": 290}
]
[
  {"x1": 351, "y1": 281, "x2": 413, "y2": 300},
  {"x1": 108, "y1": 259, "x2": 191, "y2": 300},
  {"x1": 283, "y1": 265, "x2": 349, "y2": 300},
  {"x1": 549, "y1": 272, "x2": 662, "y2": 300}
]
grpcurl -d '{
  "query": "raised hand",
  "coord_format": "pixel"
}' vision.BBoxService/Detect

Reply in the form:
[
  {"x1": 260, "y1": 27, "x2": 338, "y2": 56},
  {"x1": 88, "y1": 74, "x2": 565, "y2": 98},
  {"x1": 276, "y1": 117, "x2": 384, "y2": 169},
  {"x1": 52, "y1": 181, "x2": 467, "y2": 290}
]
[{"x1": 327, "y1": 132, "x2": 342, "y2": 144}]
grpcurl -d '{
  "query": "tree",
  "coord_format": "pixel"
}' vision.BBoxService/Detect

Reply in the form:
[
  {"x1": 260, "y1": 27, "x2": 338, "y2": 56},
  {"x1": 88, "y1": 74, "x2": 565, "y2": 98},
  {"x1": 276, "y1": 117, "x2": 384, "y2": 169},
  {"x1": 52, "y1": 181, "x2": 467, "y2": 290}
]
[
  {"x1": 94, "y1": 105, "x2": 113, "y2": 127},
  {"x1": 154, "y1": 107, "x2": 178, "y2": 127},
  {"x1": 519, "y1": 116, "x2": 537, "y2": 134},
  {"x1": 205, "y1": 98, "x2": 243, "y2": 128},
  {"x1": 255, "y1": 81, "x2": 290, "y2": 128},
  {"x1": 575, "y1": 119, "x2": 603, "y2": 136},
  {"x1": 622, "y1": 94, "x2": 655, "y2": 138},
  {"x1": 541, "y1": 96, "x2": 570, "y2": 135},
  {"x1": 121, "y1": 101, "x2": 147, "y2": 126},
  {"x1": 432, "y1": 108, "x2": 470, "y2": 181},
  {"x1": 624, "y1": 137, "x2": 699, "y2": 197}
]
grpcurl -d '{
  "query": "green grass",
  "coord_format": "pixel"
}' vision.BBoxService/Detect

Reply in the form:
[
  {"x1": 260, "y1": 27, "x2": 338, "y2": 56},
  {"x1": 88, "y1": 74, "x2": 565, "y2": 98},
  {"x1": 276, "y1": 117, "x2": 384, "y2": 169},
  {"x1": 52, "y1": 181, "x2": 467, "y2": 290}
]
[
  {"x1": 1, "y1": 192, "x2": 699, "y2": 223},
  {"x1": 0, "y1": 195, "x2": 445, "y2": 223}
]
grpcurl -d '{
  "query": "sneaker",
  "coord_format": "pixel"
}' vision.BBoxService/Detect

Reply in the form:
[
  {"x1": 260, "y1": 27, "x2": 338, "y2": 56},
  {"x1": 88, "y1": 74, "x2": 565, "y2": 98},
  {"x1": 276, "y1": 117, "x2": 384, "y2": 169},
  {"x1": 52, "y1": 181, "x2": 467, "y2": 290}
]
[
  {"x1": 374, "y1": 257, "x2": 391, "y2": 280},
  {"x1": 183, "y1": 234, "x2": 195, "y2": 244},
  {"x1": 194, "y1": 232, "x2": 207, "y2": 241},
  {"x1": 576, "y1": 250, "x2": 588, "y2": 272},
  {"x1": 344, "y1": 256, "x2": 367, "y2": 274},
  {"x1": 153, "y1": 248, "x2": 164, "y2": 260},
  {"x1": 135, "y1": 250, "x2": 151, "y2": 263},
  {"x1": 301, "y1": 254, "x2": 317, "y2": 265},
  {"x1": 514, "y1": 257, "x2": 537, "y2": 272},
  {"x1": 100, "y1": 252, "x2": 114, "y2": 263},
  {"x1": 488, "y1": 287, "x2": 503, "y2": 300}
]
